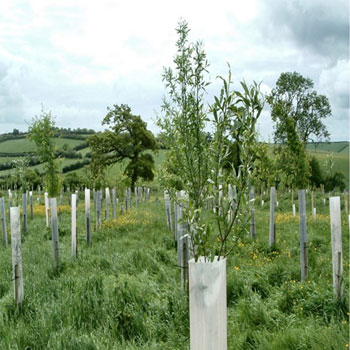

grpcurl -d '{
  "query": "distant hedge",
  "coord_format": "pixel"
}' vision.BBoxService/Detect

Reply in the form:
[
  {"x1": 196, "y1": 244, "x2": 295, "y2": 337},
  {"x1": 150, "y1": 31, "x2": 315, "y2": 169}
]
[
  {"x1": 73, "y1": 142, "x2": 89, "y2": 151},
  {"x1": 62, "y1": 159, "x2": 91, "y2": 173}
]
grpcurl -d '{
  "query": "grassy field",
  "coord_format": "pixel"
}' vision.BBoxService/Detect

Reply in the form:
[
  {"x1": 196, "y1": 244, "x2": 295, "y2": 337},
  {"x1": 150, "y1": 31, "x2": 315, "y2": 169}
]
[
  {"x1": 0, "y1": 190, "x2": 348, "y2": 349},
  {"x1": 0, "y1": 137, "x2": 348, "y2": 189},
  {"x1": 0, "y1": 137, "x2": 85, "y2": 154}
]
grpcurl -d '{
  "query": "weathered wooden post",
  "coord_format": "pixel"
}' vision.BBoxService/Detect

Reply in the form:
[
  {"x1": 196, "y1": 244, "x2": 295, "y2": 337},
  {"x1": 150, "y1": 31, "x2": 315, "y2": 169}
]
[
  {"x1": 44, "y1": 192, "x2": 49, "y2": 227},
  {"x1": 124, "y1": 189, "x2": 128, "y2": 212},
  {"x1": 329, "y1": 196, "x2": 343, "y2": 300},
  {"x1": 67, "y1": 187, "x2": 71, "y2": 205},
  {"x1": 164, "y1": 191, "x2": 172, "y2": 231},
  {"x1": 249, "y1": 186, "x2": 256, "y2": 240},
  {"x1": 189, "y1": 257, "x2": 227, "y2": 350},
  {"x1": 179, "y1": 234, "x2": 190, "y2": 291},
  {"x1": 72, "y1": 194, "x2": 77, "y2": 258},
  {"x1": 10, "y1": 207, "x2": 24, "y2": 304},
  {"x1": 85, "y1": 189, "x2": 91, "y2": 246},
  {"x1": 134, "y1": 187, "x2": 138, "y2": 207},
  {"x1": 105, "y1": 187, "x2": 110, "y2": 220},
  {"x1": 8, "y1": 190, "x2": 12, "y2": 221},
  {"x1": 50, "y1": 198, "x2": 59, "y2": 267},
  {"x1": 96, "y1": 190, "x2": 101, "y2": 229},
  {"x1": 22, "y1": 193, "x2": 27, "y2": 233},
  {"x1": 298, "y1": 189, "x2": 308, "y2": 281},
  {"x1": 29, "y1": 191, "x2": 33, "y2": 220},
  {"x1": 112, "y1": 188, "x2": 117, "y2": 219},
  {"x1": 0, "y1": 197, "x2": 7, "y2": 247},
  {"x1": 269, "y1": 187, "x2": 275, "y2": 247},
  {"x1": 128, "y1": 187, "x2": 132, "y2": 208}
]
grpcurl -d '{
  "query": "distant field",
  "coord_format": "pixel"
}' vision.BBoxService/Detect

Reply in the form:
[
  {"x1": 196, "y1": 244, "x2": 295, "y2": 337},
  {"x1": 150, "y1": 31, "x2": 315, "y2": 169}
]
[
  {"x1": 0, "y1": 137, "x2": 85, "y2": 153},
  {"x1": 305, "y1": 141, "x2": 349, "y2": 153},
  {"x1": 310, "y1": 150, "x2": 349, "y2": 183},
  {"x1": 0, "y1": 135, "x2": 348, "y2": 189}
]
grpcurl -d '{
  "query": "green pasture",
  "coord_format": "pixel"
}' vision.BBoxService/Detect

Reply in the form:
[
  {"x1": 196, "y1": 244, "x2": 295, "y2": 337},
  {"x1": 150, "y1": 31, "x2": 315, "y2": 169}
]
[
  {"x1": 0, "y1": 190, "x2": 348, "y2": 349},
  {"x1": 0, "y1": 137, "x2": 85, "y2": 154}
]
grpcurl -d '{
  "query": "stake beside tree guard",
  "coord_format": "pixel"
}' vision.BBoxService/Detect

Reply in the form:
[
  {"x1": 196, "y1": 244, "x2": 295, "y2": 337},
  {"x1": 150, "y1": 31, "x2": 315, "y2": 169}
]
[
  {"x1": 96, "y1": 190, "x2": 101, "y2": 229},
  {"x1": 112, "y1": 188, "x2": 117, "y2": 219},
  {"x1": 105, "y1": 187, "x2": 110, "y2": 220},
  {"x1": 50, "y1": 198, "x2": 59, "y2": 267},
  {"x1": 249, "y1": 186, "x2": 256, "y2": 240},
  {"x1": 29, "y1": 191, "x2": 33, "y2": 220},
  {"x1": 0, "y1": 197, "x2": 7, "y2": 247},
  {"x1": 269, "y1": 187, "x2": 276, "y2": 247},
  {"x1": 22, "y1": 193, "x2": 27, "y2": 233},
  {"x1": 10, "y1": 207, "x2": 24, "y2": 304},
  {"x1": 44, "y1": 192, "x2": 49, "y2": 227},
  {"x1": 85, "y1": 189, "x2": 91, "y2": 246},
  {"x1": 179, "y1": 234, "x2": 190, "y2": 291},
  {"x1": 329, "y1": 196, "x2": 343, "y2": 300},
  {"x1": 8, "y1": 190, "x2": 12, "y2": 221},
  {"x1": 72, "y1": 194, "x2": 77, "y2": 258},
  {"x1": 298, "y1": 190, "x2": 308, "y2": 281}
]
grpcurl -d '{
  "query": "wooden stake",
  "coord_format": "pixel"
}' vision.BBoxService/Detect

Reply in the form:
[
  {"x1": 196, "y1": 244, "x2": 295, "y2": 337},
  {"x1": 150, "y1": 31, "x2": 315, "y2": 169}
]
[
  {"x1": 85, "y1": 189, "x2": 91, "y2": 246},
  {"x1": 249, "y1": 186, "x2": 256, "y2": 240},
  {"x1": 112, "y1": 188, "x2": 116, "y2": 219},
  {"x1": 269, "y1": 187, "x2": 275, "y2": 247},
  {"x1": 298, "y1": 190, "x2": 308, "y2": 281},
  {"x1": 0, "y1": 197, "x2": 7, "y2": 247},
  {"x1": 22, "y1": 193, "x2": 27, "y2": 233},
  {"x1": 29, "y1": 191, "x2": 33, "y2": 220}
]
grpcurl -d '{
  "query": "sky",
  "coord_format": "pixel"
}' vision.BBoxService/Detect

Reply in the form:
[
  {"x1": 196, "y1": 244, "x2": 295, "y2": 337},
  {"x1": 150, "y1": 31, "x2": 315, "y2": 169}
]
[{"x1": 0, "y1": 0, "x2": 349, "y2": 141}]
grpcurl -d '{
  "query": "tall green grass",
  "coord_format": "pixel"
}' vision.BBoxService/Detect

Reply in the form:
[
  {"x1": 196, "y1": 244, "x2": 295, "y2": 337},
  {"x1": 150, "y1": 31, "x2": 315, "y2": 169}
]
[{"x1": 0, "y1": 190, "x2": 348, "y2": 349}]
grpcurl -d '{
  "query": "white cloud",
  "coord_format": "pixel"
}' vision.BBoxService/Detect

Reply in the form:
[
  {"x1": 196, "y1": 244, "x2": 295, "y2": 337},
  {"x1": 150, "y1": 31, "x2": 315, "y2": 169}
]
[{"x1": 0, "y1": 0, "x2": 348, "y2": 141}]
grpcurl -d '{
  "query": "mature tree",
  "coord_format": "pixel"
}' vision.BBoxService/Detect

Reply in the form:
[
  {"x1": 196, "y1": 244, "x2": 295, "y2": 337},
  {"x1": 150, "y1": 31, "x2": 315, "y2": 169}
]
[
  {"x1": 269, "y1": 71, "x2": 331, "y2": 144},
  {"x1": 268, "y1": 72, "x2": 332, "y2": 188},
  {"x1": 88, "y1": 104, "x2": 157, "y2": 189},
  {"x1": 28, "y1": 110, "x2": 61, "y2": 197}
]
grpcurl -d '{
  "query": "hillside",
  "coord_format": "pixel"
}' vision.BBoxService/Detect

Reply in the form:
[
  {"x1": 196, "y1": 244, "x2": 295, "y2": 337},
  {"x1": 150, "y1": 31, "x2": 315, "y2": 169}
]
[{"x1": 0, "y1": 134, "x2": 348, "y2": 189}]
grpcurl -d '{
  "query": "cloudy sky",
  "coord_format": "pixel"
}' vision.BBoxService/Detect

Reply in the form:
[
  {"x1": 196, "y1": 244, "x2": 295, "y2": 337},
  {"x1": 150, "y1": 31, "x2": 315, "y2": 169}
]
[{"x1": 0, "y1": 0, "x2": 349, "y2": 141}]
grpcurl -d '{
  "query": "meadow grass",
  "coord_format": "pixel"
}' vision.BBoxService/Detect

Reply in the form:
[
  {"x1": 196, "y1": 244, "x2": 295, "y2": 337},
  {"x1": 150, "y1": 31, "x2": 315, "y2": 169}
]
[
  {"x1": 0, "y1": 190, "x2": 348, "y2": 349},
  {"x1": 0, "y1": 137, "x2": 85, "y2": 154}
]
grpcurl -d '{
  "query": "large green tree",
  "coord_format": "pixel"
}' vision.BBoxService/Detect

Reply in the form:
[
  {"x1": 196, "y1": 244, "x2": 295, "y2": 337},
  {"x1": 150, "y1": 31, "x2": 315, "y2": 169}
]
[
  {"x1": 269, "y1": 71, "x2": 332, "y2": 144},
  {"x1": 88, "y1": 104, "x2": 157, "y2": 189},
  {"x1": 268, "y1": 72, "x2": 332, "y2": 188}
]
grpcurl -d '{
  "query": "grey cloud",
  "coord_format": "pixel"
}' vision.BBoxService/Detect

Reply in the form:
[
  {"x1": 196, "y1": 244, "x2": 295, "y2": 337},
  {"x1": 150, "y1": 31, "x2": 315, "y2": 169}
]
[{"x1": 259, "y1": 0, "x2": 349, "y2": 62}]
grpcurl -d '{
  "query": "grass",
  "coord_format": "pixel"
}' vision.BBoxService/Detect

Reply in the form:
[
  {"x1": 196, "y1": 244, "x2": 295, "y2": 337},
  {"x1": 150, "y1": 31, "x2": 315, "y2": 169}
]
[
  {"x1": 0, "y1": 190, "x2": 348, "y2": 349},
  {"x1": 0, "y1": 137, "x2": 85, "y2": 154}
]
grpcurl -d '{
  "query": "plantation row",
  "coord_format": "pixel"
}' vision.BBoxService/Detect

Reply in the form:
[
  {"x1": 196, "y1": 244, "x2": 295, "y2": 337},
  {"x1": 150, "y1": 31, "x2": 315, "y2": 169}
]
[{"x1": 0, "y1": 187, "x2": 349, "y2": 349}]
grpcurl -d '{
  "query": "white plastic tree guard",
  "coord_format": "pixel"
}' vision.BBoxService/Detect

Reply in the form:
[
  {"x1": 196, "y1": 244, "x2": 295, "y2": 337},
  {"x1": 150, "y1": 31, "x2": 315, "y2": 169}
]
[{"x1": 189, "y1": 257, "x2": 227, "y2": 350}]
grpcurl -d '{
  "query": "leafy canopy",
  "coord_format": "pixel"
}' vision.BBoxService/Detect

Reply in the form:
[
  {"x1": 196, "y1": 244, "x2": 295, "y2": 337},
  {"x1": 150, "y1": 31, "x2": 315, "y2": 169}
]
[
  {"x1": 268, "y1": 71, "x2": 331, "y2": 144},
  {"x1": 89, "y1": 104, "x2": 157, "y2": 189}
]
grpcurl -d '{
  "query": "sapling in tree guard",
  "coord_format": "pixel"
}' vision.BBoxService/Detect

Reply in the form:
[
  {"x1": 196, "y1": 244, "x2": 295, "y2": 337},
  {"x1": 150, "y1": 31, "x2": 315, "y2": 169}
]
[
  {"x1": 298, "y1": 190, "x2": 308, "y2": 281},
  {"x1": 329, "y1": 196, "x2": 343, "y2": 300},
  {"x1": 159, "y1": 20, "x2": 264, "y2": 350},
  {"x1": 10, "y1": 207, "x2": 24, "y2": 304},
  {"x1": 269, "y1": 187, "x2": 276, "y2": 247},
  {"x1": 72, "y1": 194, "x2": 77, "y2": 258}
]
